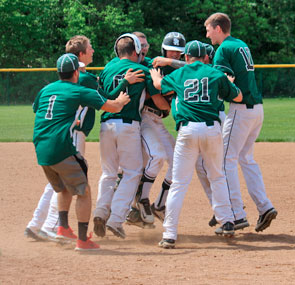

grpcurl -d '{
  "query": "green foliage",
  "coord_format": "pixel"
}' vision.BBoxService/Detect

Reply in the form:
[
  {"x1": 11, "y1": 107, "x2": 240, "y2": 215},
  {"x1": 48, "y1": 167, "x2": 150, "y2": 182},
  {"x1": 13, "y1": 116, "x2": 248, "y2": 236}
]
[
  {"x1": 1, "y1": 98, "x2": 295, "y2": 142},
  {"x1": 0, "y1": 0, "x2": 294, "y2": 67}
]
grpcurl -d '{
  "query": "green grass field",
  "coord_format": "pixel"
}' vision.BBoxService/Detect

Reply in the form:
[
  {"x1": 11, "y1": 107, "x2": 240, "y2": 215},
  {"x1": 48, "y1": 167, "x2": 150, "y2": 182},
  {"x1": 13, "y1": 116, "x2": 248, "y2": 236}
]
[{"x1": 1, "y1": 98, "x2": 294, "y2": 142}]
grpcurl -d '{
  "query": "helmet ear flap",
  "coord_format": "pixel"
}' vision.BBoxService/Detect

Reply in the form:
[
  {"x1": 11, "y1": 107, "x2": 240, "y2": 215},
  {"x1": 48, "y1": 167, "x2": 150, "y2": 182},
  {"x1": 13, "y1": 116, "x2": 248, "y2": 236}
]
[{"x1": 114, "y1": 33, "x2": 142, "y2": 57}]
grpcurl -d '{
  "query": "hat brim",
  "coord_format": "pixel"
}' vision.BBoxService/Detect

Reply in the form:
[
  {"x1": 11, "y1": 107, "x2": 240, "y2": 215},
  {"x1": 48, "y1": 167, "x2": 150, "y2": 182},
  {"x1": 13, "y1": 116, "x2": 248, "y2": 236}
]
[{"x1": 162, "y1": 44, "x2": 185, "y2": 53}]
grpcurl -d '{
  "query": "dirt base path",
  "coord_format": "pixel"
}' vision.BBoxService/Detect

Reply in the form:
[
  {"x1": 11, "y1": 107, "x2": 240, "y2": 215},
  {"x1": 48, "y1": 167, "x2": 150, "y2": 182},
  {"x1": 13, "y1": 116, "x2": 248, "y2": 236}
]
[{"x1": 0, "y1": 142, "x2": 295, "y2": 284}]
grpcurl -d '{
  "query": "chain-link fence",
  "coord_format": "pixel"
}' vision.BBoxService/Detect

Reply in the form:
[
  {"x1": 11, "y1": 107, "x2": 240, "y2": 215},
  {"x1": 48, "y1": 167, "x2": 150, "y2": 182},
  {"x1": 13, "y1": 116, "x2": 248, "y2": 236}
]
[{"x1": 0, "y1": 66, "x2": 294, "y2": 104}]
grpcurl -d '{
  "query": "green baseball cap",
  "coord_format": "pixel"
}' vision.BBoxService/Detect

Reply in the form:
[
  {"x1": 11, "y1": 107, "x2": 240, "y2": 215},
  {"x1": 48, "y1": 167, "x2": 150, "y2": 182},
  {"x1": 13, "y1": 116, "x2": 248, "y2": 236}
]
[
  {"x1": 203, "y1": 43, "x2": 215, "y2": 60},
  {"x1": 184, "y1": 40, "x2": 206, "y2": 57},
  {"x1": 56, "y1": 53, "x2": 84, "y2": 72}
]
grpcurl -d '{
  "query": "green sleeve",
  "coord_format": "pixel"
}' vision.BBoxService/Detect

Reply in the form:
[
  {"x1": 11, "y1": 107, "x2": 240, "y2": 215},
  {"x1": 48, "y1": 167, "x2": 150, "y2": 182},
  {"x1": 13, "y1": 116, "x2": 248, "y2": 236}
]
[
  {"x1": 213, "y1": 47, "x2": 235, "y2": 76},
  {"x1": 219, "y1": 75, "x2": 240, "y2": 102},
  {"x1": 98, "y1": 78, "x2": 129, "y2": 100}
]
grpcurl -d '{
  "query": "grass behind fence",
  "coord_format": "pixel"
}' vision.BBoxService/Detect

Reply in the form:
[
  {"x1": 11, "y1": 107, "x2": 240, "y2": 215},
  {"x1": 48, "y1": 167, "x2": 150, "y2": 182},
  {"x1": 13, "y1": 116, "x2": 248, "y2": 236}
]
[{"x1": 1, "y1": 98, "x2": 295, "y2": 142}]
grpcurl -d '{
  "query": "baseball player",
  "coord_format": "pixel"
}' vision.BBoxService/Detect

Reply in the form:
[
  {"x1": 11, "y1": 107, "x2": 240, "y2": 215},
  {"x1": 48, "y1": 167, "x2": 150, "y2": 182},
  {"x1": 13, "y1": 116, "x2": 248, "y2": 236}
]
[
  {"x1": 92, "y1": 34, "x2": 170, "y2": 239},
  {"x1": 204, "y1": 12, "x2": 277, "y2": 234},
  {"x1": 33, "y1": 53, "x2": 130, "y2": 251},
  {"x1": 150, "y1": 41, "x2": 222, "y2": 227},
  {"x1": 25, "y1": 36, "x2": 143, "y2": 242},
  {"x1": 125, "y1": 32, "x2": 186, "y2": 228},
  {"x1": 150, "y1": 40, "x2": 243, "y2": 248}
]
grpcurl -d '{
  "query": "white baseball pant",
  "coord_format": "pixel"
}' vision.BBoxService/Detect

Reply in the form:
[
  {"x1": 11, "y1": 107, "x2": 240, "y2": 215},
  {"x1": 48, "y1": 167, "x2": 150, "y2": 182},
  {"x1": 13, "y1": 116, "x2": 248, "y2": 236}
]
[
  {"x1": 94, "y1": 119, "x2": 143, "y2": 226},
  {"x1": 223, "y1": 103, "x2": 273, "y2": 219},
  {"x1": 163, "y1": 121, "x2": 234, "y2": 241}
]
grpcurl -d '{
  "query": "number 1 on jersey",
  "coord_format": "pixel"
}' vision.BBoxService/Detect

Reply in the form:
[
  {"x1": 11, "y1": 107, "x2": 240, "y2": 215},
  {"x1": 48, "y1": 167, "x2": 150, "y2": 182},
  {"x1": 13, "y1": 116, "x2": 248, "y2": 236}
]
[{"x1": 45, "y1": 95, "x2": 56, "y2": 120}]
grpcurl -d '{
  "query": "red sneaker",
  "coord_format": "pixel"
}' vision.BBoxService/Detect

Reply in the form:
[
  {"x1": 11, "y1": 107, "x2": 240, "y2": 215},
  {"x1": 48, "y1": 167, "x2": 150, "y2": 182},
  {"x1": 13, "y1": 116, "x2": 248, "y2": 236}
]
[
  {"x1": 75, "y1": 233, "x2": 100, "y2": 251},
  {"x1": 56, "y1": 226, "x2": 77, "y2": 241}
]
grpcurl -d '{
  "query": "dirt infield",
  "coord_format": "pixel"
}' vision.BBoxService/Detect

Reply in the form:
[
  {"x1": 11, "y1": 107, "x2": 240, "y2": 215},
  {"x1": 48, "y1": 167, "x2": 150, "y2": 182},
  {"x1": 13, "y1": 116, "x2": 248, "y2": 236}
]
[{"x1": 0, "y1": 142, "x2": 295, "y2": 284}]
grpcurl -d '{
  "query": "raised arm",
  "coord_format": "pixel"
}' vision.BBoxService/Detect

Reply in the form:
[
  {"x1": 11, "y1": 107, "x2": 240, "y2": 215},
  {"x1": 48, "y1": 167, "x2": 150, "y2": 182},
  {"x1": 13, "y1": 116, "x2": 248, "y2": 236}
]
[{"x1": 152, "y1": 56, "x2": 186, "y2": 69}]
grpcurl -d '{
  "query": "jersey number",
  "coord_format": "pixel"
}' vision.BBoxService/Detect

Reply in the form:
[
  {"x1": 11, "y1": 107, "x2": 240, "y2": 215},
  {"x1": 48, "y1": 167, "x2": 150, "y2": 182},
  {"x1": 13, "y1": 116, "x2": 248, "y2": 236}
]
[
  {"x1": 113, "y1": 74, "x2": 128, "y2": 93},
  {"x1": 239, "y1": 47, "x2": 254, "y2": 71},
  {"x1": 45, "y1": 95, "x2": 56, "y2": 120},
  {"x1": 184, "y1": 78, "x2": 209, "y2": 102}
]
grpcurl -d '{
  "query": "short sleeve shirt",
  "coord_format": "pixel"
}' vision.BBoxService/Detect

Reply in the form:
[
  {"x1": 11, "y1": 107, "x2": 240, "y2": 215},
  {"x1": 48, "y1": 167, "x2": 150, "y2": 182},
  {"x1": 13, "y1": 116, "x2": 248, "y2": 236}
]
[
  {"x1": 33, "y1": 80, "x2": 106, "y2": 165},
  {"x1": 213, "y1": 36, "x2": 262, "y2": 105},
  {"x1": 161, "y1": 61, "x2": 240, "y2": 130},
  {"x1": 99, "y1": 58, "x2": 160, "y2": 122}
]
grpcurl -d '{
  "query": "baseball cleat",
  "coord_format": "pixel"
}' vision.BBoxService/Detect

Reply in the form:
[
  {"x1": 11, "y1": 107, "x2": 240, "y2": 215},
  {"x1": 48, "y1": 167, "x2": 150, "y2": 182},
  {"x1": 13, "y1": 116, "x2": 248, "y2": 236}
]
[
  {"x1": 93, "y1": 217, "x2": 106, "y2": 238},
  {"x1": 38, "y1": 229, "x2": 58, "y2": 242},
  {"x1": 151, "y1": 203, "x2": 165, "y2": 222},
  {"x1": 158, "y1": 238, "x2": 175, "y2": 249},
  {"x1": 215, "y1": 222, "x2": 235, "y2": 237},
  {"x1": 24, "y1": 227, "x2": 44, "y2": 241},
  {"x1": 56, "y1": 226, "x2": 77, "y2": 241},
  {"x1": 255, "y1": 208, "x2": 278, "y2": 232},
  {"x1": 234, "y1": 218, "x2": 250, "y2": 230},
  {"x1": 75, "y1": 233, "x2": 100, "y2": 251},
  {"x1": 106, "y1": 224, "x2": 126, "y2": 239},
  {"x1": 208, "y1": 215, "x2": 218, "y2": 227},
  {"x1": 126, "y1": 207, "x2": 155, "y2": 229},
  {"x1": 137, "y1": 198, "x2": 154, "y2": 224}
]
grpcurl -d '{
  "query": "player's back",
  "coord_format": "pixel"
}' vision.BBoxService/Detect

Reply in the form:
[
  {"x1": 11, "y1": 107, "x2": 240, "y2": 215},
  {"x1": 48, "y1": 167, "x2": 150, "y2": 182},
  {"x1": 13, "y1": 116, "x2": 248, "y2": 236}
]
[
  {"x1": 213, "y1": 36, "x2": 261, "y2": 105},
  {"x1": 100, "y1": 59, "x2": 156, "y2": 122}
]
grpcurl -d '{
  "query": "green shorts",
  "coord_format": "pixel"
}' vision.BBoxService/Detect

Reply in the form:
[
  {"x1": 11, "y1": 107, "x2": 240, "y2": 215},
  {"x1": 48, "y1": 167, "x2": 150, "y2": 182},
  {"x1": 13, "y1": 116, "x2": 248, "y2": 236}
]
[{"x1": 42, "y1": 153, "x2": 88, "y2": 196}]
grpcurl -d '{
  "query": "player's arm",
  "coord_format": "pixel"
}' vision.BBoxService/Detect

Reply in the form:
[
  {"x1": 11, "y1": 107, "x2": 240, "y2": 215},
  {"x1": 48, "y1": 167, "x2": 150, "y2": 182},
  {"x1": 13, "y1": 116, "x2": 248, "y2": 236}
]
[
  {"x1": 150, "y1": 68, "x2": 163, "y2": 90},
  {"x1": 152, "y1": 57, "x2": 186, "y2": 69},
  {"x1": 226, "y1": 75, "x2": 243, "y2": 102},
  {"x1": 101, "y1": 91, "x2": 130, "y2": 113},
  {"x1": 150, "y1": 93, "x2": 170, "y2": 110},
  {"x1": 99, "y1": 69, "x2": 145, "y2": 100}
]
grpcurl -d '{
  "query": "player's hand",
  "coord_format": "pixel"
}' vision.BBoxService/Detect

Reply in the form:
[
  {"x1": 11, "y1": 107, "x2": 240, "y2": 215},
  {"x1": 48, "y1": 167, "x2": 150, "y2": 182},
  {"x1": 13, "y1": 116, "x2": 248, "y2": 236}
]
[
  {"x1": 125, "y1": 68, "x2": 145, "y2": 84},
  {"x1": 116, "y1": 91, "x2": 130, "y2": 106},
  {"x1": 149, "y1": 68, "x2": 163, "y2": 79},
  {"x1": 227, "y1": 74, "x2": 235, "y2": 83},
  {"x1": 152, "y1": 57, "x2": 172, "y2": 68}
]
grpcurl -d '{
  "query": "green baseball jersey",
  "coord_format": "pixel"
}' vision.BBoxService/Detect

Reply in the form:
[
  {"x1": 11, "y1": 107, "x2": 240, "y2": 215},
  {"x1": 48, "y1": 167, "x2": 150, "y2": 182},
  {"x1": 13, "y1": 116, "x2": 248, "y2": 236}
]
[
  {"x1": 213, "y1": 36, "x2": 262, "y2": 105},
  {"x1": 144, "y1": 56, "x2": 176, "y2": 110},
  {"x1": 161, "y1": 61, "x2": 240, "y2": 130},
  {"x1": 33, "y1": 80, "x2": 107, "y2": 165},
  {"x1": 99, "y1": 58, "x2": 159, "y2": 122}
]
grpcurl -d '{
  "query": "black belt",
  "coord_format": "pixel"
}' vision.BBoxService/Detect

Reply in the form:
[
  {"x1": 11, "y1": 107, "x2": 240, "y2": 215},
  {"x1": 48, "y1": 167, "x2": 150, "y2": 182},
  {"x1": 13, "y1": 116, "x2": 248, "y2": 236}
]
[
  {"x1": 181, "y1": 120, "x2": 215, "y2": 127},
  {"x1": 145, "y1": 106, "x2": 163, "y2": 117},
  {"x1": 246, "y1": 104, "x2": 254, "y2": 109},
  {"x1": 103, "y1": 118, "x2": 135, "y2": 124}
]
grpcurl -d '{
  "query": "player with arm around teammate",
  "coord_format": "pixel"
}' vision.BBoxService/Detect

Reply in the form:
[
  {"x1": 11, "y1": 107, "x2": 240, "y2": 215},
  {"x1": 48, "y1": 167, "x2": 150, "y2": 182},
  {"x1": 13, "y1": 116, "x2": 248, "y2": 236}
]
[
  {"x1": 92, "y1": 34, "x2": 170, "y2": 239},
  {"x1": 25, "y1": 35, "x2": 143, "y2": 242},
  {"x1": 126, "y1": 32, "x2": 186, "y2": 228},
  {"x1": 32, "y1": 53, "x2": 129, "y2": 251},
  {"x1": 150, "y1": 40, "x2": 243, "y2": 248},
  {"x1": 205, "y1": 12, "x2": 277, "y2": 233}
]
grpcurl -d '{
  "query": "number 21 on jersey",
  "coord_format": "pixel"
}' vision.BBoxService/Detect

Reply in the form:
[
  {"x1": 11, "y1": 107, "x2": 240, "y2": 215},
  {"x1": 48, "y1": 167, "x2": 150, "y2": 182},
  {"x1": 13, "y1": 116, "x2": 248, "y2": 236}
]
[{"x1": 184, "y1": 78, "x2": 210, "y2": 102}]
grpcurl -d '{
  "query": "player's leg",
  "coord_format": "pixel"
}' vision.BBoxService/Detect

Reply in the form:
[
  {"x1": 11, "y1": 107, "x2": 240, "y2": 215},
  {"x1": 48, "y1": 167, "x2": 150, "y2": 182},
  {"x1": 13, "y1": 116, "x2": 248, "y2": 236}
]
[
  {"x1": 25, "y1": 183, "x2": 55, "y2": 240},
  {"x1": 106, "y1": 121, "x2": 143, "y2": 238},
  {"x1": 238, "y1": 104, "x2": 277, "y2": 231},
  {"x1": 161, "y1": 123, "x2": 199, "y2": 247},
  {"x1": 200, "y1": 122, "x2": 234, "y2": 236},
  {"x1": 93, "y1": 121, "x2": 119, "y2": 237},
  {"x1": 44, "y1": 154, "x2": 99, "y2": 250},
  {"x1": 135, "y1": 112, "x2": 166, "y2": 224},
  {"x1": 152, "y1": 119, "x2": 175, "y2": 221},
  {"x1": 39, "y1": 191, "x2": 59, "y2": 240},
  {"x1": 223, "y1": 105, "x2": 249, "y2": 221}
]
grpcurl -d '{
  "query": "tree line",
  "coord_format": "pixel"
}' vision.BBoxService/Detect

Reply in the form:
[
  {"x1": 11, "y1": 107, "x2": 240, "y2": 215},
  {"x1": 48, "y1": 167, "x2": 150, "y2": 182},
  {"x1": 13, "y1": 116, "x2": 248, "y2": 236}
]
[{"x1": 0, "y1": 0, "x2": 294, "y2": 68}]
